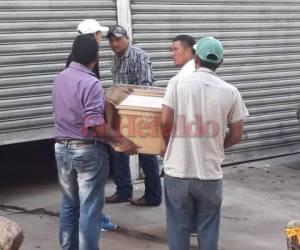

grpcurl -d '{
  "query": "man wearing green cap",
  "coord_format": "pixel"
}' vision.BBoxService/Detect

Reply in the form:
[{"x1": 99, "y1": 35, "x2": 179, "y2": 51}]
[{"x1": 160, "y1": 36, "x2": 249, "y2": 250}]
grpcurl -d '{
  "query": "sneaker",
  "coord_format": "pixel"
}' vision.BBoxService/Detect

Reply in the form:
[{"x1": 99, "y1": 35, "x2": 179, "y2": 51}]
[{"x1": 100, "y1": 214, "x2": 118, "y2": 232}]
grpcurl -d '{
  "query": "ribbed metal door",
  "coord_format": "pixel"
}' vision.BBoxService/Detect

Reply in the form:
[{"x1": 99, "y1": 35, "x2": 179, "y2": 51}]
[
  {"x1": 131, "y1": 0, "x2": 300, "y2": 163},
  {"x1": 0, "y1": 0, "x2": 116, "y2": 145}
]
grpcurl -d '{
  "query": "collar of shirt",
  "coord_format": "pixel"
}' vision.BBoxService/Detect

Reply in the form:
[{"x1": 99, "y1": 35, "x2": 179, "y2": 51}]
[
  {"x1": 113, "y1": 46, "x2": 132, "y2": 67},
  {"x1": 113, "y1": 45, "x2": 132, "y2": 72},
  {"x1": 115, "y1": 45, "x2": 132, "y2": 61},
  {"x1": 69, "y1": 61, "x2": 96, "y2": 77},
  {"x1": 181, "y1": 59, "x2": 195, "y2": 72},
  {"x1": 119, "y1": 45, "x2": 133, "y2": 60},
  {"x1": 197, "y1": 67, "x2": 217, "y2": 76}
]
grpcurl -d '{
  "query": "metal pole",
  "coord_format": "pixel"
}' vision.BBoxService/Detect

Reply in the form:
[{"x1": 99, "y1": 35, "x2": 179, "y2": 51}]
[{"x1": 116, "y1": 0, "x2": 133, "y2": 40}]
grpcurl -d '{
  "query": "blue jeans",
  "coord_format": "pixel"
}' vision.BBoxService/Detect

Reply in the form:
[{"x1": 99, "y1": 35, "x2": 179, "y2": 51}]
[
  {"x1": 164, "y1": 175, "x2": 223, "y2": 250},
  {"x1": 55, "y1": 142, "x2": 109, "y2": 250},
  {"x1": 111, "y1": 150, "x2": 162, "y2": 204}
]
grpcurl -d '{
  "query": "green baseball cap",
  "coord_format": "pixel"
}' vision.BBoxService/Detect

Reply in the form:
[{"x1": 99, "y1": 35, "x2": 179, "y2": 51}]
[{"x1": 193, "y1": 36, "x2": 224, "y2": 64}]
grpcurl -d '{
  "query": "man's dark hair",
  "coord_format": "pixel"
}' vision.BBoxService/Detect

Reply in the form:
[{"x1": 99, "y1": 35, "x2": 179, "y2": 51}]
[
  {"x1": 173, "y1": 35, "x2": 196, "y2": 55},
  {"x1": 72, "y1": 34, "x2": 99, "y2": 65},
  {"x1": 66, "y1": 33, "x2": 100, "y2": 78},
  {"x1": 198, "y1": 57, "x2": 221, "y2": 71}
]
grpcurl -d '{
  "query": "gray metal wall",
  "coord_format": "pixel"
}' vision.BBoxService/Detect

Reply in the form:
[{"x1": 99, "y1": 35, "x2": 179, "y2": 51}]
[
  {"x1": 0, "y1": 0, "x2": 116, "y2": 145},
  {"x1": 1, "y1": 0, "x2": 300, "y2": 164},
  {"x1": 131, "y1": 0, "x2": 300, "y2": 163}
]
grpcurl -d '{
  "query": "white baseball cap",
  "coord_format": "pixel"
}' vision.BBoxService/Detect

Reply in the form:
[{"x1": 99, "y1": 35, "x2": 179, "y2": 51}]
[{"x1": 77, "y1": 19, "x2": 109, "y2": 36}]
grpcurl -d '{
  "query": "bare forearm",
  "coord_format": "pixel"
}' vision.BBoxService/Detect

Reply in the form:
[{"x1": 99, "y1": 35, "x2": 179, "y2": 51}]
[
  {"x1": 160, "y1": 105, "x2": 174, "y2": 149},
  {"x1": 95, "y1": 124, "x2": 123, "y2": 144},
  {"x1": 224, "y1": 121, "x2": 244, "y2": 149},
  {"x1": 160, "y1": 123, "x2": 173, "y2": 147},
  {"x1": 162, "y1": 134, "x2": 170, "y2": 148},
  {"x1": 224, "y1": 133, "x2": 241, "y2": 149},
  {"x1": 90, "y1": 124, "x2": 138, "y2": 155}
]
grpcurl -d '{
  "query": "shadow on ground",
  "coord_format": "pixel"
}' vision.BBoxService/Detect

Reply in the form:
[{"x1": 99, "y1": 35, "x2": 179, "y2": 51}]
[{"x1": 0, "y1": 139, "x2": 58, "y2": 187}]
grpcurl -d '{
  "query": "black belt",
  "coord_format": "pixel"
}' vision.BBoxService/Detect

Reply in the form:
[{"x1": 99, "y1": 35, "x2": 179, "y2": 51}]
[{"x1": 56, "y1": 139, "x2": 97, "y2": 145}]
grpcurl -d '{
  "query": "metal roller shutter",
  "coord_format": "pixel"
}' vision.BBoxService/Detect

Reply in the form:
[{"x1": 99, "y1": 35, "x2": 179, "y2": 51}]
[
  {"x1": 131, "y1": 0, "x2": 300, "y2": 163},
  {"x1": 0, "y1": 0, "x2": 117, "y2": 145}
]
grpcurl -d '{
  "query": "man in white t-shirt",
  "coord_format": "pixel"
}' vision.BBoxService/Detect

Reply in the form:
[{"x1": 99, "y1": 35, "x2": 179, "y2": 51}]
[
  {"x1": 160, "y1": 36, "x2": 249, "y2": 250},
  {"x1": 171, "y1": 34, "x2": 196, "y2": 76}
]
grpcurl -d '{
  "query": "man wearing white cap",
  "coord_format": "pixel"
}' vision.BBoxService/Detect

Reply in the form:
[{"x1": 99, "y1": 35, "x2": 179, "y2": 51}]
[
  {"x1": 160, "y1": 36, "x2": 249, "y2": 250},
  {"x1": 66, "y1": 19, "x2": 109, "y2": 78},
  {"x1": 77, "y1": 19, "x2": 109, "y2": 41}
]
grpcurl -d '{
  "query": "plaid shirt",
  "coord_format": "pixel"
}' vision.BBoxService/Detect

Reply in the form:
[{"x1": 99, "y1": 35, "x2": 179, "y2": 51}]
[{"x1": 111, "y1": 45, "x2": 154, "y2": 86}]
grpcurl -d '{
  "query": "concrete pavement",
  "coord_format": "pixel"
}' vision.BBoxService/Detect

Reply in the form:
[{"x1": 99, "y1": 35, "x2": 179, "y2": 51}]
[{"x1": 0, "y1": 153, "x2": 299, "y2": 250}]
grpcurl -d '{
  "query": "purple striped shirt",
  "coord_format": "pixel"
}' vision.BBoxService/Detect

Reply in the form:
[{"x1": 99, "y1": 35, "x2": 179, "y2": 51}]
[{"x1": 52, "y1": 62, "x2": 105, "y2": 139}]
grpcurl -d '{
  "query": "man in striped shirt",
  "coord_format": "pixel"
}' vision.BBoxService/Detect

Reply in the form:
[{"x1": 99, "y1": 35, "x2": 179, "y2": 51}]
[
  {"x1": 109, "y1": 25, "x2": 154, "y2": 85},
  {"x1": 105, "y1": 25, "x2": 162, "y2": 206}
]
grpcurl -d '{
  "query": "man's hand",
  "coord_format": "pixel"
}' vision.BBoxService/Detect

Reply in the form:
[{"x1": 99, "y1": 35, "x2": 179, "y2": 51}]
[
  {"x1": 117, "y1": 137, "x2": 139, "y2": 155},
  {"x1": 160, "y1": 148, "x2": 166, "y2": 157},
  {"x1": 95, "y1": 124, "x2": 138, "y2": 154}
]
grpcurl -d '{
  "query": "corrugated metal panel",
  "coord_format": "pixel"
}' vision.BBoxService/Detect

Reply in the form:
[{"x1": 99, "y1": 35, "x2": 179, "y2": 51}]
[
  {"x1": 0, "y1": 0, "x2": 117, "y2": 145},
  {"x1": 131, "y1": 0, "x2": 300, "y2": 162}
]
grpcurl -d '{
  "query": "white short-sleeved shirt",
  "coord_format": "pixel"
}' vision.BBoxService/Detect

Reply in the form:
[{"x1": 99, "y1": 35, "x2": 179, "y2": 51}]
[{"x1": 163, "y1": 67, "x2": 249, "y2": 180}]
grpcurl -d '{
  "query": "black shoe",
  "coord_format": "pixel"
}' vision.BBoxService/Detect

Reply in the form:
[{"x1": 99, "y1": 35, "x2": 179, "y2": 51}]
[
  {"x1": 105, "y1": 192, "x2": 132, "y2": 203},
  {"x1": 130, "y1": 197, "x2": 161, "y2": 207}
]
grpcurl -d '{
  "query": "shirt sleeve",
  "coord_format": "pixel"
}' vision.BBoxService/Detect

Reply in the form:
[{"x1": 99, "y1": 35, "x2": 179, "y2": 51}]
[
  {"x1": 134, "y1": 53, "x2": 154, "y2": 86},
  {"x1": 82, "y1": 79, "x2": 105, "y2": 129},
  {"x1": 227, "y1": 89, "x2": 249, "y2": 124},
  {"x1": 163, "y1": 76, "x2": 178, "y2": 109}
]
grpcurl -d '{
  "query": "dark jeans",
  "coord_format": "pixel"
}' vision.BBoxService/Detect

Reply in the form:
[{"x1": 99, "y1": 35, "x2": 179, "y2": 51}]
[{"x1": 110, "y1": 150, "x2": 162, "y2": 204}]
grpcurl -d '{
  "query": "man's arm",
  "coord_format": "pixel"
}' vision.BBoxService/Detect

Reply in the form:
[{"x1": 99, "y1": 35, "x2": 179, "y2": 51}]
[
  {"x1": 160, "y1": 105, "x2": 174, "y2": 155},
  {"x1": 90, "y1": 124, "x2": 138, "y2": 155},
  {"x1": 83, "y1": 80, "x2": 138, "y2": 154},
  {"x1": 134, "y1": 53, "x2": 154, "y2": 85},
  {"x1": 224, "y1": 120, "x2": 244, "y2": 149}
]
